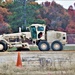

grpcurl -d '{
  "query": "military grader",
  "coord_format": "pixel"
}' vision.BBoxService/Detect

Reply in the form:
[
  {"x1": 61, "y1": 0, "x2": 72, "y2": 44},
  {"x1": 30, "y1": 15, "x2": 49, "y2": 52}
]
[{"x1": 0, "y1": 24, "x2": 67, "y2": 51}]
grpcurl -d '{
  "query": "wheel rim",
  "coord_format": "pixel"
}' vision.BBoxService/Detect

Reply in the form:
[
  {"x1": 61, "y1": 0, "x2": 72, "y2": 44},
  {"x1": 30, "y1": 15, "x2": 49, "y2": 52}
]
[
  {"x1": 53, "y1": 43, "x2": 60, "y2": 50},
  {"x1": 41, "y1": 43, "x2": 47, "y2": 50},
  {"x1": 0, "y1": 44, "x2": 3, "y2": 50}
]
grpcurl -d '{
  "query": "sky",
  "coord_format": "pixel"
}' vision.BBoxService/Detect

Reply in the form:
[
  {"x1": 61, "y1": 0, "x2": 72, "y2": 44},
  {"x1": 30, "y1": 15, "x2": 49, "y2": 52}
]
[{"x1": 35, "y1": 0, "x2": 75, "y2": 9}]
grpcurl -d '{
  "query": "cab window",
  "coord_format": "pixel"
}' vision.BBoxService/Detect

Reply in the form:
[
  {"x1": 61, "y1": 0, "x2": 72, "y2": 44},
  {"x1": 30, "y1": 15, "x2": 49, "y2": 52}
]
[{"x1": 37, "y1": 26, "x2": 44, "y2": 31}]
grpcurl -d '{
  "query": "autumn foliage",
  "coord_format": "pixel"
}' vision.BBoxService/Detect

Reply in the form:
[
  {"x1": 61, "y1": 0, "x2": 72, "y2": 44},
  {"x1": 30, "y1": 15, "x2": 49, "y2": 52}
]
[
  {"x1": 45, "y1": 1, "x2": 50, "y2": 7},
  {"x1": 66, "y1": 21, "x2": 75, "y2": 34},
  {"x1": 0, "y1": 6, "x2": 12, "y2": 34},
  {"x1": 29, "y1": 2, "x2": 38, "y2": 5},
  {"x1": 35, "y1": 1, "x2": 75, "y2": 33},
  {"x1": 0, "y1": 0, "x2": 75, "y2": 34},
  {"x1": 36, "y1": 1, "x2": 70, "y2": 31},
  {"x1": 68, "y1": 5, "x2": 75, "y2": 17}
]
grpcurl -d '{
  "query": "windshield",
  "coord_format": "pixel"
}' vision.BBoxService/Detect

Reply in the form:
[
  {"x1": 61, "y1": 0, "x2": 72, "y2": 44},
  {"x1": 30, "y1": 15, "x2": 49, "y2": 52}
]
[{"x1": 37, "y1": 26, "x2": 44, "y2": 31}]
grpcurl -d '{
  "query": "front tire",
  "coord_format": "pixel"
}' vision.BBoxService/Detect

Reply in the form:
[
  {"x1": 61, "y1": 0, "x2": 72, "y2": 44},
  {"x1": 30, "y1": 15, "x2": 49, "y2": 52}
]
[
  {"x1": 51, "y1": 41, "x2": 63, "y2": 51},
  {"x1": 38, "y1": 41, "x2": 50, "y2": 51}
]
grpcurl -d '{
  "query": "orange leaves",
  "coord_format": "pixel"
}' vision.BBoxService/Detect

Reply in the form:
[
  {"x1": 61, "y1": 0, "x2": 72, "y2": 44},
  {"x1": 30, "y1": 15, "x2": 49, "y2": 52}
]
[
  {"x1": 0, "y1": 6, "x2": 11, "y2": 23},
  {"x1": 29, "y1": 2, "x2": 38, "y2": 5},
  {"x1": 0, "y1": 6, "x2": 12, "y2": 23},
  {"x1": 1, "y1": 0, "x2": 13, "y2": 5},
  {"x1": 6, "y1": 0, "x2": 13, "y2": 3},
  {"x1": 0, "y1": 6, "x2": 12, "y2": 34},
  {"x1": 0, "y1": 14, "x2": 4, "y2": 22},
  {"x1": 0, "y1": 7, "x2": 12, "y2": 15}
]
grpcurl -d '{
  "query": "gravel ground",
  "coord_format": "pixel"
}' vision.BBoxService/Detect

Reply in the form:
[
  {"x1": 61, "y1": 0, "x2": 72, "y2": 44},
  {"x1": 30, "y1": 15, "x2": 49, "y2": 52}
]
[{"x1": 0, "y1": 51, "x2": 75, "y2": 75}]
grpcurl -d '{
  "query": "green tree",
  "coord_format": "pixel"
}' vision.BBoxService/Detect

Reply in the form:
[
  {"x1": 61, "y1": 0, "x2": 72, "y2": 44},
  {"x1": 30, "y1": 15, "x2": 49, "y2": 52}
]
[
  {"x1": 7, "y1": 0, "x2": 26, "y2": 32},
  {"x1": 7, "y1": 0, "x2": 44, "y2": 32}
]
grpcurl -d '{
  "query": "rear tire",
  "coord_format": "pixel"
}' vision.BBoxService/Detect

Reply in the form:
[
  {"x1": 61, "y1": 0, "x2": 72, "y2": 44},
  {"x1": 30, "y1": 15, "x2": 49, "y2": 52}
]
[
  {"x1": 38, "y1": 41, "x2": 50, "y2": 51},
  {"x1": 0, "y1": 41, "x2": 8, "y2": 52},
  {"x1": 51, "y1": 41, "x2": 63, "y2": 51}
]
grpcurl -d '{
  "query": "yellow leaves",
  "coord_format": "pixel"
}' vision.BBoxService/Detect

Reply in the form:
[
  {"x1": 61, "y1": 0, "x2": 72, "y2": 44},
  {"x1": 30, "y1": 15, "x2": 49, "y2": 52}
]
[
  {"x1": 1, "y1": 0, "x2": 13, "y2": 6},
  {"x1": 6, "y1": 0, "x2": 13, "y2": 3},
  {"x1": 29, "y1": 2, "x2": 38, "y2": 5}
]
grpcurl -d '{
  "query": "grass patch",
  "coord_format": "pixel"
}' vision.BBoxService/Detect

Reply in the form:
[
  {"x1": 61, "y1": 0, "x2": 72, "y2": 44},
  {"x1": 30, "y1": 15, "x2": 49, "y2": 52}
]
[
  {"x1": 7, "y1": 45, "x2": 39, "y2": 52},
  {"x1": 7, "y1": 47, "x2": 17, "y2": 52},
  {"x1": 7, "y1": 45, "x2": 75, "y2": 52}
]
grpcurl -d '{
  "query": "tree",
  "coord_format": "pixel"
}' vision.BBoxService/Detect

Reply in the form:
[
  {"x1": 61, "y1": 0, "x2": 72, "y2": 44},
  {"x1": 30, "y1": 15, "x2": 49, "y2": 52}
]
[
  {"x1": 27, "y1": 0, "x2": 36, "y2": 3},
  {"x1": 68, "y1": 5, "x2": 74, "y2": 17},
  {"x1": 0, "y1": 0, "x2": 13, "y2": 6},
  {"x1": 0, "y1": 6, "x2": 11, "y2": 34},
  {"x1": 44, "y1": 1, "x2": 50, "y2": 7},
  {"x1": 66, "y1": 21, "x2": 75, "y2": 33},
  {"x1": 7, "y1": 0, "x2": 44, "y2": 32},
  {"x1": 35, "y1": 1, "x2": 70, "y2": 31},
  {"x1": 0, "y1": 14, "x2": 4, "y2": 22}
]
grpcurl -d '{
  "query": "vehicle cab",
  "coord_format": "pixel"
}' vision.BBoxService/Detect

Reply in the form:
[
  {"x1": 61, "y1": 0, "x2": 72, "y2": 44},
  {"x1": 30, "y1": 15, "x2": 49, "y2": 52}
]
[{"x1": 30, "y1": 24, "x2": 46, "y2": 42}]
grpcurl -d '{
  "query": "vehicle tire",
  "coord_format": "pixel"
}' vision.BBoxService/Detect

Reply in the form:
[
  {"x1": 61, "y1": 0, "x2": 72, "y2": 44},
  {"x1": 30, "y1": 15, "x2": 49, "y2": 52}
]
[
  {"x1": 38, "y1": 41, "x2": 50, "y2": 51},
  {"x1": 51, "y1": 41, "x2": 63, "y2": 51},
  {"x1": 0, "y1": 41, "x2": 8, "y2": 52}
]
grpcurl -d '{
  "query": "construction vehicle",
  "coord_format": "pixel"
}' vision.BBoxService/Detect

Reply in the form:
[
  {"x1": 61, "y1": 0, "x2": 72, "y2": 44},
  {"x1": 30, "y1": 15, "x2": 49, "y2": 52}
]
[{"x1": 0, "y1": 24, "x2": 67, "y2": 52}]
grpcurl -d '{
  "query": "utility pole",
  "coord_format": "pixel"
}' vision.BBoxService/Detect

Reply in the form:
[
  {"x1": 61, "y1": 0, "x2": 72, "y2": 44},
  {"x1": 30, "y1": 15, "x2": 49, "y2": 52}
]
[
  {"x1": 22, "y1": 0, "x2": 26, "y2": 31},
  {"x1": 24, "y1": 0, "x2": 26, "y2": 25},
  {"x1": 23, "y1": 0, "x2": 26, "y2": 25}
]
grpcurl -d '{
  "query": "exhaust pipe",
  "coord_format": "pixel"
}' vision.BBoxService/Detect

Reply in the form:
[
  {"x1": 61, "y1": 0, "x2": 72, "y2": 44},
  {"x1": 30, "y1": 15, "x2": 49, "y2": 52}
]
[{"x1": 19, "y1": 27, "x2": 21, "y2": 33}]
